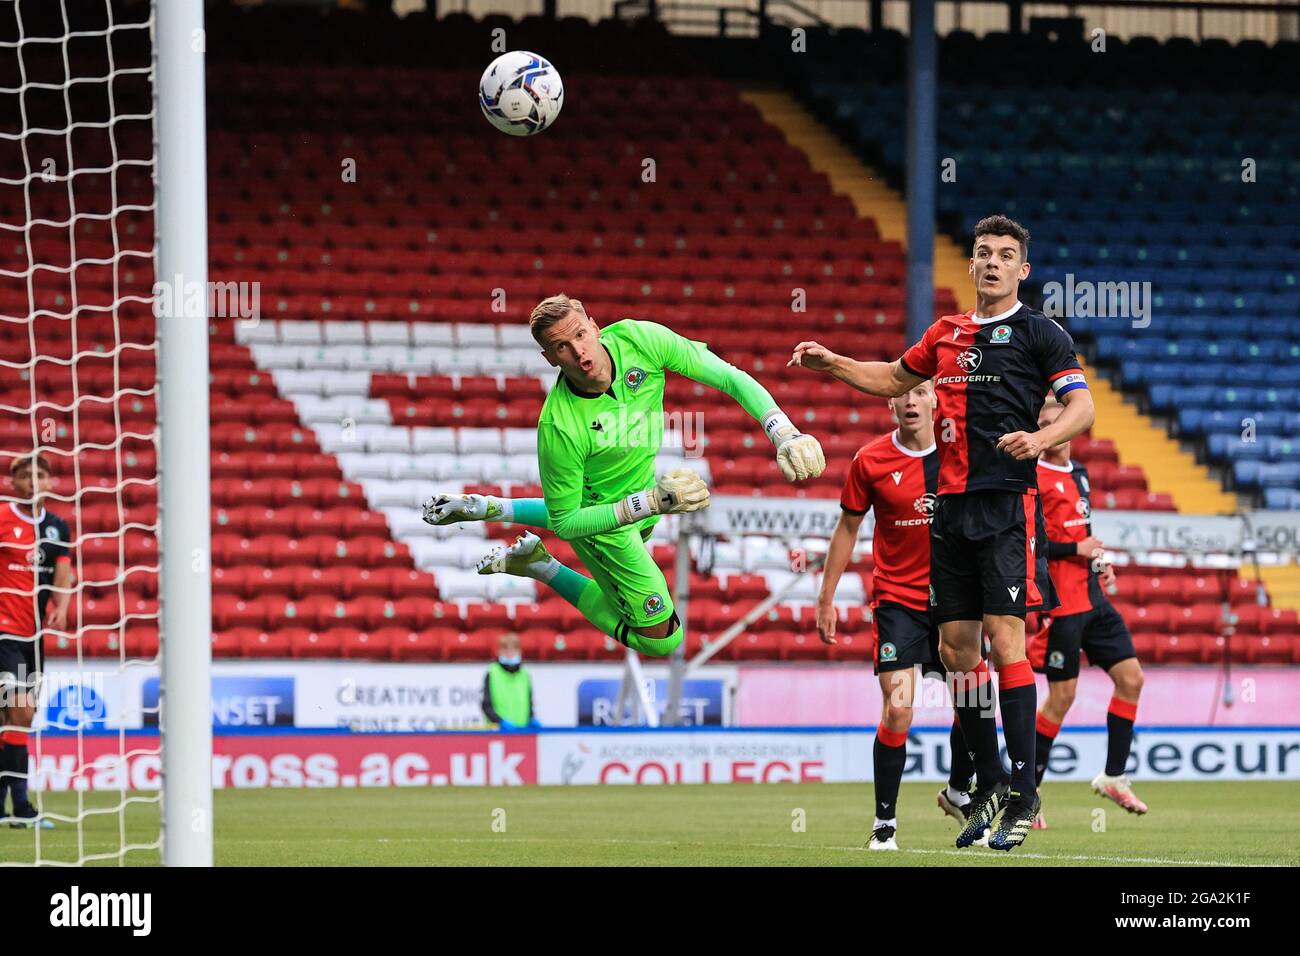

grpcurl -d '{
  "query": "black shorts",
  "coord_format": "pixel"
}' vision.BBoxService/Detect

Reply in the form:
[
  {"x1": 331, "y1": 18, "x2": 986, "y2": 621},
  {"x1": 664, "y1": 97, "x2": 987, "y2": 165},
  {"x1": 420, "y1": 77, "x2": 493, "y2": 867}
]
[
  {"x1": 873, "y1": 601, "x2": 944, "y2": 677},
  {"x1": 0, "y1": 633, "x2": 43, "y2": 696},
  {"x1": 1037, "y1": 603, "x2": 1136, "y2": 681},
  {"x1": 930, "y1": 489, "x2": 1059, "y2": 624}
]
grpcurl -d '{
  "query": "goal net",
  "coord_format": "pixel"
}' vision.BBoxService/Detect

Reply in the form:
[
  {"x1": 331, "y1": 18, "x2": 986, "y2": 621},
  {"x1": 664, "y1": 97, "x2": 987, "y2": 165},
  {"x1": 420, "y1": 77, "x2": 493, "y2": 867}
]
[{"x1": 0, "y1": 0, "x2": 210, "y2": 866}]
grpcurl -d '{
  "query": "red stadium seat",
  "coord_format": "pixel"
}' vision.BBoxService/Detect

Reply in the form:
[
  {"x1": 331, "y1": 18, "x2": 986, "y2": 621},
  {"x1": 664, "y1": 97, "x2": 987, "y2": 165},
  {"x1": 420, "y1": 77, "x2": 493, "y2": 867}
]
[
  {"x1": 391, "y1": 628, "x2": 448, "y2": 662},
  {"x1": 1151, "y1": 634, "x2": 1202, "y2": 664},
  {"x1": 1170, "y1": 605, "x2": 1221, "y2": 635},
  {"x1": 213, "y1": 629, "x2": 252, "y2": 657},
  {"x1": 123, "y1": 624, "x2": 159, "y2": 659},
  {"x1": 340, "y1": 629, "x2": 391, "y2": 660},
  {"x1": 241, "y1": 628, "x2": 290, "y2": 657},
  {"x1": 444, "y1": 629, "x2": 496, "y2": 661},
  {"x1": 535, "y1": 629, "x2": 592, "y2": 661},
  {"x1": 826, "y1": 630, "x2": 874, "y2": 662},
  {"x1": 515, "y1": 600, "x2": 565, "y2": 631},
  {"x1": 292, "y1": 629, "x2": 344, "y2": 658},
  {"x1": 780, "y1": 630, "x2": 829, "y2": 661},
  {"x1": 1241, "y1": 635, "x2": 1292, "y2": 664},
  {"x1": 727, "y1": 631, "x2": 782, "y2": 660}
]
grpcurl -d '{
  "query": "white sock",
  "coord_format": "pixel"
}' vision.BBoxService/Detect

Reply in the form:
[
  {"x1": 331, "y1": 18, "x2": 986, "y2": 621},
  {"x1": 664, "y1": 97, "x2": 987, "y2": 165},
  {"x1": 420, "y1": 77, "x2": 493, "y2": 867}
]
[
  {"x1": 873, "y1": 817, "x2": 897, "y2": 831},
  {"x1": 946, "y1": 785, "x2": 971, "y2": 806},
  {"x1": 492, "y1": 496, "x2": 514, "y2": 522},
  {"x1": 527, "y1": 555, "x2": 561, "y2": 583}
]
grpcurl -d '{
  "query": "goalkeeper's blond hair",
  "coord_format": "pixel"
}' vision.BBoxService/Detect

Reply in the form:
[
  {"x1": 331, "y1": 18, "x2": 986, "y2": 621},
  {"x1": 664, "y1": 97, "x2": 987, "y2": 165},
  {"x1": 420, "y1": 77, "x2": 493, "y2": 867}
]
[{"x1": 529, "y1": 293, "x2": 587, "y2": 346}]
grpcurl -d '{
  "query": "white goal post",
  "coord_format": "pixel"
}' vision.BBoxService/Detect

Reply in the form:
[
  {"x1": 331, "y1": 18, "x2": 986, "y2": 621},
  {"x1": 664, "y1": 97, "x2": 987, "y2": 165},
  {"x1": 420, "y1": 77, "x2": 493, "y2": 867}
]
[{"x1": 154, "y1": 0, "x2": 212, "y2": 868}]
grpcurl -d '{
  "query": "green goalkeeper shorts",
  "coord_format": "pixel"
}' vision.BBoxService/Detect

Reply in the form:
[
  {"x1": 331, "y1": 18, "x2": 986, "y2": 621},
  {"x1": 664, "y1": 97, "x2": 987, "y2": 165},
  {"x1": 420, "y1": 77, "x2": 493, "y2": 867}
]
[{"x1": 570, "y1": 521, "x2": 677, "y2": 631}]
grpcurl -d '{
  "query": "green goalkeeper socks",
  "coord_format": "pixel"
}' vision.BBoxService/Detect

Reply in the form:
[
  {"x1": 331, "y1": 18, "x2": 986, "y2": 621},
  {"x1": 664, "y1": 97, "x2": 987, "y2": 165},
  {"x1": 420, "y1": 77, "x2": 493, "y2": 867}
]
[{"x1": 493, "y1": 497, "x2": 551, "y2": 529}]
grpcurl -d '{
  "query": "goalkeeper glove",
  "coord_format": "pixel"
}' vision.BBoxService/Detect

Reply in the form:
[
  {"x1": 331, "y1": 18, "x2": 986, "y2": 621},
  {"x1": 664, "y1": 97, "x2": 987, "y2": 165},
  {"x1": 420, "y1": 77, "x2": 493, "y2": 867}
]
[
  {"x1": 763, "y1": 411, "x2": 826, "y2": 482},
  {"x1": 613, "y1": 467, "x2": 710, "y2": 525}
]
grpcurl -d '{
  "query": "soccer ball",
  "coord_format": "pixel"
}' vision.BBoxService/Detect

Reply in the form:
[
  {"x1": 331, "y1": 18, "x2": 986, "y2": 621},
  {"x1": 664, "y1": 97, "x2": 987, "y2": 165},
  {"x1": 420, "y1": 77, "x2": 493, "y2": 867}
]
[{"x1": 478, "y1": 51, "x2": 564, "y2": 137}]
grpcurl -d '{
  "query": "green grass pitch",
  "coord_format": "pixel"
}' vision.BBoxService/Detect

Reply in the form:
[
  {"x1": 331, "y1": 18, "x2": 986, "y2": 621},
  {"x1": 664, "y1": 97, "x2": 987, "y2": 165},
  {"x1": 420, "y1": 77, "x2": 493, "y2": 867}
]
[{"x1": 5, "y1": 782, "x2": 1298, "y2": 866}]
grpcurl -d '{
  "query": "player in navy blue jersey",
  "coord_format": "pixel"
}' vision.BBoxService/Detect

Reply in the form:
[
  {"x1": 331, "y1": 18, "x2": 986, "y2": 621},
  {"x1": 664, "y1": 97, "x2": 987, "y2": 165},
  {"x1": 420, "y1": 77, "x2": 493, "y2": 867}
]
[{"x1": 790, "y1": 215, "x2": 1096, "y2": 850}]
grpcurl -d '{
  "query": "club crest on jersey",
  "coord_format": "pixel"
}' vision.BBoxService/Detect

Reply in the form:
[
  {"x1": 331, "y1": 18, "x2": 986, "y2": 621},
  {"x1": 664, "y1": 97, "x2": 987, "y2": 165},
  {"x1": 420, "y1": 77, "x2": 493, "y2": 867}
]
[
  {"x1": 46, "y1": 526, "x2": 59, "y2": 539},
  {"x1": 1048, "y1": 650, "x2": 1066, "y2": 670},
  {"x1": 990, "y1": 324, "x2": 1013, "y2": 344},
  {"x1": 624, "y1": 367, "x2": 647, "y2": 390},
  {"x1": 913, "y1": 493, "x2": 936, "y2": 516},
  {"x1": 880, "y1": 642, "x2": 898, "y2": 662},
  {"x1": 955, "y1": 347, "x2": 982, "y2": 372},
  {"x1": 643, "y1": 593, "x2": 665, "y2": 615},
  {"x1": 890, "y1": 471, "x2": 903, "y2": 485},
  {"x1": 1080, "y1": 475, "x2": 1090, "y2": 493}
]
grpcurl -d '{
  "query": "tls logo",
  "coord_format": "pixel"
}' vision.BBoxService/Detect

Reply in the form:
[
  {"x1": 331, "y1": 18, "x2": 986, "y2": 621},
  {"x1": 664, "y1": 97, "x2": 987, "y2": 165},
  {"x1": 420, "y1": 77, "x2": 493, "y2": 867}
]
[
  {"x1": 990, "y1": 324, "x2": 1013, "y2": 344},
  {"x1": 624, "y1": 367, "x2": 647, "y2": 390},
  {"x1": 1048, "y1": 650, "x2": 1066, "y2": 669},
  {"x1": 879, "y1": 642, "x2": 898, "y2": 662}
]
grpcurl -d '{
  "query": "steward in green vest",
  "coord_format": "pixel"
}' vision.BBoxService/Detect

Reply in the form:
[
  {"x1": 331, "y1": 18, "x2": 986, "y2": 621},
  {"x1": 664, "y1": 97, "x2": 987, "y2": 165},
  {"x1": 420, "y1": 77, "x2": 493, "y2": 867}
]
[{"x1": 483, "y1": 633, "x2": 540, "y2": 730}]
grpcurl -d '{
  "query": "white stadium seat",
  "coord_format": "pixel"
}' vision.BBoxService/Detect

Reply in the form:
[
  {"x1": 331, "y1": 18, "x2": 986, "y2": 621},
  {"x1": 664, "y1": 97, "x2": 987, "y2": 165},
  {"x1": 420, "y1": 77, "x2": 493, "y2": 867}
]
[
  {"x1": 335, "y1": 452, "x2": 391, "y2": 481},
  {"x1": 486, "y1": 575, "x2": 536, "y2": 602},
  {"x1": 434, "y1": 569, "x2": 491, "y2": 601},
  {"x1": 366, "y1": 321, "x2": 413, "y2": 346},
  {"x1": 410, "y1": 323, "x2": 454, "y2": 347},
  {"x1": 502, "y1": 428, "x2": 538, "y2": 454},
  {"x1": 323, "y1": 320, "x2": 368, "y2": 345},
  {"x1": 411, "y1": 427, "x2": 457, "y2": 454},
  {"x1": 498, "y1": 325, "x2": 535, "y2": 348},
  {"x1": 454, "y1": 323, "x2": 499, "y2": 347},
  {"x1": 250, "y1": 343, "x2": 301, "y2": 370},
  {"x1": 456, "y1": 428, "x2": 504, "y2": 455},
  {"x1": 278, "y1": 320, "x2": 323, "y2": 345},
  {"x1": 234, "y1": 319, "x2": 279, "y2": 345}
]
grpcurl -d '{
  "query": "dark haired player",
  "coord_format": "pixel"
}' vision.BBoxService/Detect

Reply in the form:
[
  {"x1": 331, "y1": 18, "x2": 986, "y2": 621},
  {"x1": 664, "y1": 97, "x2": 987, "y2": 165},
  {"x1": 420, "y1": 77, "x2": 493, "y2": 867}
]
[
  {"x1": 815, "y1": 381, "x2": 978, "y2": 851},
  {"x1": 791, "y1": 214, "x2": 1096, "y2": 850},
  {"x1": 1031, "y1": 398, "x2": 1147, "y2": 822},
  {"x1": 0, "y1": 454, "x2": 72, "y2": 828}
]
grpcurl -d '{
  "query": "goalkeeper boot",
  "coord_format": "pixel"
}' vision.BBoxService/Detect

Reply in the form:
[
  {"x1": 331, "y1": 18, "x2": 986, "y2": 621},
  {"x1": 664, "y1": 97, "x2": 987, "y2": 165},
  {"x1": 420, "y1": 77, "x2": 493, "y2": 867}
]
[
  {"x1": 987, "y1": 790, "x2": 1041, "y2": 851},
  {"x1": 477, "y1": 532, "x2": 553, "y2": 578},
  {"x1": 955, "y1": 779, "x2": 1009, "y2": 848},
  {"x1": 423, "y1": 492, "x2": 501, "y2": 527},
  {"x1": 1091, "y1": 771, "x2": 1148, "y2": 815}
]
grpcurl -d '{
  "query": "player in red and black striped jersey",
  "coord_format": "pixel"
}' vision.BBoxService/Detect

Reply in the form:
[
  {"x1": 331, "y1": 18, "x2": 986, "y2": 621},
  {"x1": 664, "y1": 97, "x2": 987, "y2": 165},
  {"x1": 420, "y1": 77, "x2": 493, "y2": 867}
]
[
  {"x1": 1031, "y1": 399, "x2": 1148, "y2": 820},
  {"x1": 0, "y1": 454, "x2": 73, "y2": 828},
  {"x1": 791, "y1": 215, "x2": 1096, "y2": 850},
  {"x1": 815, "y1": 381, "x2": 977, "y2": 851}
]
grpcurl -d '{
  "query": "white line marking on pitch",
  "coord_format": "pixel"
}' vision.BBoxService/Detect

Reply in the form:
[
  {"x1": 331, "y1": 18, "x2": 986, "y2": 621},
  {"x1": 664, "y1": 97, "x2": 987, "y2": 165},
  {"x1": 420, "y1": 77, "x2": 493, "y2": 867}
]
[{"x1": 222, "y1": 835, "x2": 1274, "y2": 867}]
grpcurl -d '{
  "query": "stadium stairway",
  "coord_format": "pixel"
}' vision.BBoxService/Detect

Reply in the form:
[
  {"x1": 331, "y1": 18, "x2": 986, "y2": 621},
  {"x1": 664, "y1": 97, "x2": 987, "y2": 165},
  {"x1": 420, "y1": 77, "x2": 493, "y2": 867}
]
[{"x1": 740, "y1": 90, "x2": 975, "y2": 313}]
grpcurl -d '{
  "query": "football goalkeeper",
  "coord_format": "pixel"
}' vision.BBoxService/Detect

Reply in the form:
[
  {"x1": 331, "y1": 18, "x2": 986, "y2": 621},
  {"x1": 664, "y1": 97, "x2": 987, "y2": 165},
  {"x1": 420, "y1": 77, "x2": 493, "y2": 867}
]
[{"x1": 423, "y1": 294, "x2": 825, "y2": 657}]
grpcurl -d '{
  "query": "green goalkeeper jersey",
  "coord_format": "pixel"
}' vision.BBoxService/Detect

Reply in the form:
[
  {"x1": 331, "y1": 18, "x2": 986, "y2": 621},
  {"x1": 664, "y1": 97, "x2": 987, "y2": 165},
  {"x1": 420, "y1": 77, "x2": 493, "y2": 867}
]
[{"x1": 536, "y1": 319, "x2": 780, "y2": 541}]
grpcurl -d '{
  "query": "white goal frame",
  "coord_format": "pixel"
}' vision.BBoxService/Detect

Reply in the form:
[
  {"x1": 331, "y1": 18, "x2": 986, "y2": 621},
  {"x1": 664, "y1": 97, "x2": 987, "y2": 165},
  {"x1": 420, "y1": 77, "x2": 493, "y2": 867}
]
[{"x1": 154, "y1": 0, "x2": 211, "y2": 867}]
